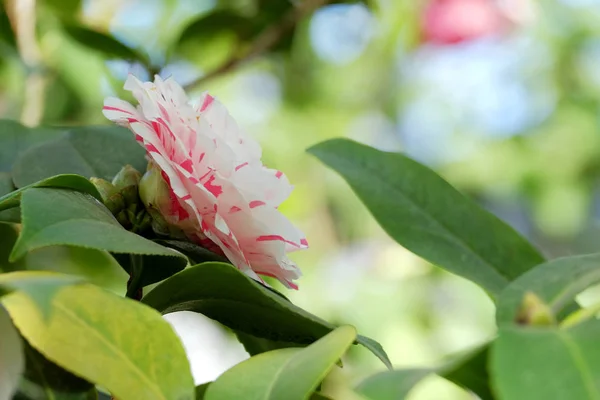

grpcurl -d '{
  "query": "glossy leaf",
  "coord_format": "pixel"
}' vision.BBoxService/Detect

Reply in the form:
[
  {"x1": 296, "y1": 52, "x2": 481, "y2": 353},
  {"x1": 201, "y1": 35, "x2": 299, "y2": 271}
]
[
  {"x1": 3, "y1": 282, "x2": 195, "y2": 400},
  {"x1": 357, "y1": 343, "x2": 492, "y2": 400},
  {"x1": 491, "y1": 321, "x2": 600, "y2": 400},
  {"x1": 495, "y1": 254, "x2": 600, "y2": 325},
  {"x1": 11, "y1": 188, "x2": 186, "y2": 285},
  {"x1": 63, "y1": 24, "x2": 150, "y2": 65},
  {"x1": 235, "y1": 331, "x2": 301, "y2": 356},
  {"x1": 308, "y1": 139, "x2": 544, "y2": 298},
  {"x1": 0, "y1": 306, "x2": 23, "y2": 400},
  {"x1": 357, "y1": 369, "x2": 431, "y2": 400},
  {"x1": 205, "y1": 326, "x2": 356, "y2": 400},
  {"x1": 0, "y1": 119, "x2": 60, "y2": 172},
  {"x1": 142, "y1": 262, "x2": 391, "y2": 368},
  {"x1": 0, "y1": 271, "x2": 83, "y2": 315},
  {"x1": 12, "y1": 125, "x2": 147, "y2": 187},
  {"x1": 0, "y1": 223, "x2": 18, "y2": 272},
  {"x1": 0, "y1": 173, "x2": 19, "y2": 223},
  {"x1": 0, "y1": 174, "x2": 102, "y2": 213},
  {"x1": 15, "y1": 338, "x2": 95, "y2": 400}
]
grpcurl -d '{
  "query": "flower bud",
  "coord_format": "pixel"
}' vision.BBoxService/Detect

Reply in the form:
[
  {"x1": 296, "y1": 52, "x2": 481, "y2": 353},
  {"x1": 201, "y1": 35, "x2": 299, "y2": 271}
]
[
  {"x1": 516, "y1": 292, "x2": 555, "y2": 326},
  {"x1": 139, "y1": 161, "x2": 172, "y2": 218},
  {"x1": 90, "y1": 178, "x2": 118, "y2": 202},
  {"x1": 112, "y1": 165, "x2": 142, "y2": 190}
]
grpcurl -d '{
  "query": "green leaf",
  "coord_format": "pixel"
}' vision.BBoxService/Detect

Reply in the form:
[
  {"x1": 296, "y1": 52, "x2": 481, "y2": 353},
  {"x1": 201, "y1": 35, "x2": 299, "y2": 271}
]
[
  {"x1": 44, "y1": 0, "x2": 81, "y2": 20},
  {"x1": 357, "y1": 369, "x2": 432, "y2": 400},
  {"x1": 12, "y1": 126, "x2": 147, "y2": 188},
  {"x1": 0, "y1": 173, "x2": 19, "y2": 223},
  {"x1": 491, "y1": 321, "x2": 600, "y2": 400},
  {"x1": 142, "y1": 262, "x2": 391, "y2": 368},
  {"x1": 356, "y1": 343, "x2": 492, "y2": 400},
  {"x1": 0, "y1": 271, "x2": 83, "y2": 317},
  {"x1": 495, "y1": 254, "x2": 600, "y2": 325},
  {"x1": 0, "y1": 119, "x2": 60, "y2": 172},
  {"x1": 15, "y1": 338, "x2": 96, "y2": 400},
  {"x1": 308, "y1": 139, "x2": 544, "y2": 299},
  {"x1": 11, "y1": 188, "x2": 187, "y2": 286},
  {"x1": 177, "y1": 10, "x2": 254, "y2": 45},
  {"x1": 205, "y1": 325, "x2": 357, "y2": 400},
  {"x1": 63, "y1": 24, "x2": 150, "y2": 66},
  {"x1": 235, "y1": 330, "x2": 301, "y2": 356},
  {"x1": 0, "y1": 174, "x2": 102, "y2": 213},
  {"x1": 156, "y1": 240, "x2": 230, "y2": 265},
  {"x1": 3, "y1": 282, "x2": 195, "y2": 400},
  {"x1": 0, "y1": 223, "x2": 19, "y2": 272},
  {"x1": 196, "y1": 383, "x2": 211, "y2": 399},
  {"x1": 0, "y1": 306, "x2": 24, "y2": 400}
]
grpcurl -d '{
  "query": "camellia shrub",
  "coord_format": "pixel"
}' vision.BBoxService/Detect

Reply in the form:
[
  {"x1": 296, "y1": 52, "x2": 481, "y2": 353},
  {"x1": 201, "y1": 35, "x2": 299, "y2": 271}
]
[{"x1": 0, "y1": 76, "x2": 597, "y2": 400}]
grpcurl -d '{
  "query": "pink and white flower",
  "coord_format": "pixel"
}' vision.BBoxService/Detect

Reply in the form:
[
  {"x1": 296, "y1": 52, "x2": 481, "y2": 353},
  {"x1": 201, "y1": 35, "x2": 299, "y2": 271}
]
[{"x1": 103, "y1": 75, "x2": 307, "y2": 289}]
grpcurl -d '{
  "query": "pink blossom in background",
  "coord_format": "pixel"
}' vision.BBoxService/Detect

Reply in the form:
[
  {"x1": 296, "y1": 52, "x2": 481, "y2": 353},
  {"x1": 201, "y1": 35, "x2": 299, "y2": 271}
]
[
  {"x1": 421, "y1": 0, "x2": 507, "y2": 45},
  {"x1": 103, "y1": 75, "x2": 308, "y2": 289}
]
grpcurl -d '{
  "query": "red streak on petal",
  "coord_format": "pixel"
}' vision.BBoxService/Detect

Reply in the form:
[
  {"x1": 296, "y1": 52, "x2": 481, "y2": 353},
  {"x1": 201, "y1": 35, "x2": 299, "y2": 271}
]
[
  {"x1": 126, "y1": 118, "x2": 138, "y2": 123},
  {"x1": 199, "y1": 152, "x2": 205, "y2": 163},
  {"x1": 204, "y1": 175, "x2": 223, "y2": 197},
  {"x1": 300, "y1": 238, "x2": 308, "y2": 247},
  {"x1": 275, "y1": 171, "x2": 283, "y2": 179},
  {"x1": 249, "y1": 200, "x2": 265, "y2": 208},
  {"x1": 201, "y1": 220, "x2": 209, "y2": 231},
  {"x1": 229, "y1": 206, "x2": 242, "y2": 213},
  {"x1": 181, "y1": 194, "x2": 192, "y2": 201},
  {"x1": 160, "y1": 171, "x2": 171, "y2": 185},
  {"x1": 158, "y1": 103, "x2": 171, "y2": 123},
  {"x1": 146, "y1": 144, "x2": 159, "y2": 153},
  {"x1": 200, "y1": 94, "x2": 214, "y2": 112},
  {"x1": 180, "y1": 159, "x2": 194, "y2": 174},
  {"x1": 256, "y1": 235, "x2": 300, "y2": 248},
  {"x1": 103, "y1": 106, "x2": 132, "y2": 114},
  {"x1": 235, "y1": 162, "x2": 249, "y2": 171}
]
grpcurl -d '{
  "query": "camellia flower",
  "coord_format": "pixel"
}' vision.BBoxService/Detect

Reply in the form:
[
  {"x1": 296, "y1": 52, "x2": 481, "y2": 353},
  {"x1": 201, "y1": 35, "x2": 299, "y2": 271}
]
[{"x1": 103, "y1": 75, "x2": 308, "y2": 289}]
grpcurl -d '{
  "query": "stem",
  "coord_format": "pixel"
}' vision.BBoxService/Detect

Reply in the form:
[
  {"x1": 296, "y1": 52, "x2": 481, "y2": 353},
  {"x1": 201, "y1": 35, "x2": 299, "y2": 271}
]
[
  {"x1": 125, "y1": 254, "x2": 144, "y2": 300},
  {"x1": 560, "y1": 301, "x2": 600, "y2": 329}
]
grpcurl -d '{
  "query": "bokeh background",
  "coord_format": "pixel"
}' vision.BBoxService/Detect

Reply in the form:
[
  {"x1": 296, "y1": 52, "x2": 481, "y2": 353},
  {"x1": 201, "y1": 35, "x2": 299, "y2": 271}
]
[{"x1": 2, "y1": 0, "x2": 600, "y2": 398}]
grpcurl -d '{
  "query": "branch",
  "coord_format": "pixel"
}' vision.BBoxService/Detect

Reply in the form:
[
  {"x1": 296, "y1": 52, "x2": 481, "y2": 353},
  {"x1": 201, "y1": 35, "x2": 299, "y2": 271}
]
[{"x1": 183, "y1": 0, "x2": 331, "y2": 91}]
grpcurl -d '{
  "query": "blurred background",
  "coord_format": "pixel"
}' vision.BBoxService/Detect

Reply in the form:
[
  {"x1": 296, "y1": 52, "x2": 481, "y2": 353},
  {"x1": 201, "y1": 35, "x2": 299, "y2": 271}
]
[{"x1": 2, "y1": 0, "x2": 600, "y2": 398}]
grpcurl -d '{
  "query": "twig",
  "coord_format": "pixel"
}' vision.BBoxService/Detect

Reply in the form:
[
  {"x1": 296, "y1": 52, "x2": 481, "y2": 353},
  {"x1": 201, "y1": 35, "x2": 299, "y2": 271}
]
[{"x1": 183, "y1": 0, "x2": 331, "y2": 91}]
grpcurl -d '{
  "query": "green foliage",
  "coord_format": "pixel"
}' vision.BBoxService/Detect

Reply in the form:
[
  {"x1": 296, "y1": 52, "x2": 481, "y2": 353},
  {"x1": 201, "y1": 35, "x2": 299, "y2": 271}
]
[
  {"x1": 0, "y1": 306, "x2": 24, "y2": 400},
  {"x1": 357, "y1": 343, "x2": 492, "y2": 400},
  {"x1": 0, "y1": 120, "x2": 60, "y2": 173},
  {"x1": 491, "y1": 321, "x2": 600, "y2": 400},
  {"x1": 205, "y1": 326, "x2": 356, "y2": 400},
  {"x1": 63, "y1": 24, "x2": 151, "y2": 67},
  {"x1": 309, "y1": 138, "x2": 545, "y2": 299},
  {"x1": 11, "y1": 126, "x2": 146, "y2": 187},
  {"x1": 11, "y1": 188, "x2": 187, "y2": 286},
  {"x1": 0, "y1": 174, "x2": 102, "y2": 213},
  {"x1": 16, "y1": 339, "x2": 96, "y2": 399},
  {"x1": 142, "y1": 262, "x2": 391, "y2": 368},
  {"x1": 4, "y1": 280, "x2": 194, "y2": 400},
  {"x1": 495, "y1": 254, "x2": 600, "y2": 325}
]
